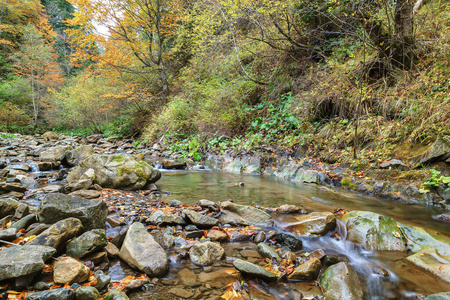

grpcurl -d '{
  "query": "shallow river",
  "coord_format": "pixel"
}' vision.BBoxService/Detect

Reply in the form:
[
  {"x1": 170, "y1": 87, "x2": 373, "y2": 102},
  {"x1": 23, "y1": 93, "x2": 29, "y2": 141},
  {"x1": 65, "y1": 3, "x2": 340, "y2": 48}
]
[{"x1": 151, "y1": 168, "x2": 450, "y2": 299}]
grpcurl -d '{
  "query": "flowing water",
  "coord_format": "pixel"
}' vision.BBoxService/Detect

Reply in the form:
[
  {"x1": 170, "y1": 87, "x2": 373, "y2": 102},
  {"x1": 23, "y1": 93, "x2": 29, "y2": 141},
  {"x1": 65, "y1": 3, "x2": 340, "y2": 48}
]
[
  {"x1": 19, "y1": 162, "x2": 450, "y2": 299},
  {"x1": 149, "y1": 168, "x2": 450, "y2": 299}
]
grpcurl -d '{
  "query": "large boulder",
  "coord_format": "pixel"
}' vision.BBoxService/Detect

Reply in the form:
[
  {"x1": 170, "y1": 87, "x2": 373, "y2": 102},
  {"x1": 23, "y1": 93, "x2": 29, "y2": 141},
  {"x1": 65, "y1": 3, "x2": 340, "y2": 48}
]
[
  {"x1": 27, "y1": 218, "x2": 83, "y2": 252},
  {"x1": 37, "y1": 193, "x2": 107, "y2": 230},
  {"x1": 61, "y1": 145, "x2": 94, "y2": 167},
  {"x1": 67, "y1": 154, "x2": 160, "y2": 190},
  {"x1": 189, "y1": 241, "x2": 225, "y2": 265},
  {"x1": 0, "y1": 245, "x2": 56, "y2": 281},
  {"x1": 39, "y1": 145, "x2": 72, "y2": 162},
  {"x1": 320, "y1": 262, "x2": 363, "y2": 300},
  {"x1": 341, "y1": 211, "x2": 405, "y2": 251},
  {"x1": 413, "y1": 136, "x2": 450, "y2": 166},
  {"x1": 220, "y1": 202, "x2": 273, "y2": 227},
  {"x1": 283, "y1": 212, "x2": 336, "y2": 237},
  {"x1": 119, "y1": 222, "x2": 168, "y2": 277}
]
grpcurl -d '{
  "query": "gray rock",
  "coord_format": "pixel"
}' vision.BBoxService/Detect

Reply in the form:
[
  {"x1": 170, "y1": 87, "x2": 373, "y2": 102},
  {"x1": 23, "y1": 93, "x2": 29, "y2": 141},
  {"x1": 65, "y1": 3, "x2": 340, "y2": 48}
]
[
  {"x1": 39, "y1": 146, "x2": 72, "y2": 162},
  {"x1": 105, "y1": 242, "x2": 120, "y2": 258},
  {"x1": 61, "y1": 179, "x2": 93, "y2": 193},
  {"x1": 414, "y1": 136, "x2": 450, "y2": 166},
  {"x1": 184, "y1": 209, "x2": 218, "y2": 227},
  {"x1": 220, "y1": 202, "x2": 273, "y2": 227},
  {"x1": 75, "y1": 286, "x2": 100, "y2": 300},
  {"x1": 67, "y1": 154, "x2": 160, "y2": 190},
  {"x1": 66, "y1": 229, "x2": 107, "y2": 259},
  {"x1": 54, "y1": 256, "x2": 90, "y2": 285},
  {"x1": 93, "y1": 271, "x2": 111, "y2": 291},
  {"x1": 0, "y1": 182, "x2": 27, "y2": 193},
  {"x1": 13, "y1": 203, "x2": 30, "y2": 219},
  {"x1": 11, "y1": 214, "x2": 36, "y2": 230},
  {"x1": 283, "y1": 212, "x2": 336, "y2": 237},
  {"x1": 0, "y1": 245, "x2": 56, "y2": 281},
  {"x1": 189, "y1": 241, "x2": 225, "y2": 265},
  {"x1": 320, "y1": 262, "x2": 363, "y2": 300},
  {"x1": 258, "y1": 243, "x2": 281, "y2": 262},
  {"x1": 6, "y1": 164, "x2": 30, "y2": 172},
  {"x1": 288, "y1": 258, "x2": 321, "y2": 280},
  {"x1": 62, "y1": 145, "x2": 94, "y2": 167},
  {"x1": 0, "y1": 227, "x2": 17, "y2": 241},
  {"x1": 162, "y1": 160, "x2": 187, "y2": 169},
  {"x1": 37, "y1": 193, "x2": 107, "y2": 230},
  {"x1": 27, "y1": 218, "x2": 83, "y2": 252},
  {"x1": 42, "y1": 131, "x2": 59, "y2": 141},
  {"x1": 233, "y1": 259, "x2": 277, "y2": 281},
  {"x1": 69, "y1": 189, "x2": 101, "y2": 199},
  {"x1": 380, "y1": 159, "x2": 409, "y2": 170},
  {"x1": 146, "y1": 210, "x2": 186, "y2": 226},
  {"x1": 198, "y1": 199, "x2": 216, "y2": 208},
  {"x1": 25, "y1": 288, "x2": 74, "y2": 300},
  {"x1": 86, "y1": 134, "x2": 102, "y2": 143},
  {"x1": 274, "y1": 232, "x2": 303, "y2": 251},
  {"x1": 119, "y1": 222, "x2": 168, "y2": 277},
  {"x1": 278, "y1": 204, "x2": 301, "y2": 214}
]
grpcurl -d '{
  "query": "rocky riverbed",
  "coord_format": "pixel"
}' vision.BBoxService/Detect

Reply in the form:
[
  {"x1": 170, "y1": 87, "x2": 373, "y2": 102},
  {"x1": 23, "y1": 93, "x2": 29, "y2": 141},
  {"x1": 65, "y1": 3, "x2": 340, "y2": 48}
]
[{"x1": 0, "y1": 132, "x2": 450, "y2": 300}]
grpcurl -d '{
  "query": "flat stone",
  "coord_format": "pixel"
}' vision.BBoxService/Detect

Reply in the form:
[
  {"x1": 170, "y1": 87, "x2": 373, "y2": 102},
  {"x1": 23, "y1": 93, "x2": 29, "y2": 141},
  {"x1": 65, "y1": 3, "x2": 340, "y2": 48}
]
[
  {"x1": 184, "y1": 209, "x2": 218, "y2": 227},
  {"x1": 0, "y1": 228, "x2": 18, "y2": 241},
  {"x1": 25, "y1": 288, "x2": 74, "y2": 300},
  {"x1": 258, "y1": 243, "x2": 281, "y2": 262},
  {"x1": 168, "y1": 287, "x2": 194, "y2": 299},
  {"x1": 69, "y1": 189, "x2": 101, "y2": 199},
  {"x1": 220, "y1": 202, "x2": 273, "y2": 227},
  {"x1": 177, "y1": 268, "x2": 200, "y2": 287},
  {"x1": 0, "y1": 245, "x2": 56, "y2": 281},
  {"x1": 284, "y1": 212, "x2": 336, "y2": 237},
  {"x1": 233, "y1": 259, "x2": 277, "y2": 281}
]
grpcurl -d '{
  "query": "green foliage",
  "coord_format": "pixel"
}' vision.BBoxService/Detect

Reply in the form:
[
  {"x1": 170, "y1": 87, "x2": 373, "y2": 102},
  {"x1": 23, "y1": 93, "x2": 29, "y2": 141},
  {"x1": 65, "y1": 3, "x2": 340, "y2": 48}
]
[
  {"x1": 420, "y1": 169, "x2": 450, "y2": 193},
  {"x1": 246, "y1": 92, "x2": 299, "y2": 142}
]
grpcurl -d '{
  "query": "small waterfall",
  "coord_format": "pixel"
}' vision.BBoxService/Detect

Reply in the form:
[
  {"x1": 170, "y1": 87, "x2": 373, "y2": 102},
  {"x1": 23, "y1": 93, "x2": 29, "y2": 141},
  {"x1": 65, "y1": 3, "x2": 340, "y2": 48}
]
[{"x1": 29, "y1": 162, "x2": 39, "y2": 173}]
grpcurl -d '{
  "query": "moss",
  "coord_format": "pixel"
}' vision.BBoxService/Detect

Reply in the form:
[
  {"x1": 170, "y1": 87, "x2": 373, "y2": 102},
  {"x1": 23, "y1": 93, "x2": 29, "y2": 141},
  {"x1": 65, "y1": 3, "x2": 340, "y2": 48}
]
[
  {"x1": 117, "y1": 164, "x2": 148, "y2": 181},
  {"x1": 138, "y1": 160, "x2": 152, "y2": 169},
  {"x1": 341, "y1": 177, "x2": 357, "y2": 189},
  {"x1": 112, "y1": 155, "x2": 125, "y2": 163}
]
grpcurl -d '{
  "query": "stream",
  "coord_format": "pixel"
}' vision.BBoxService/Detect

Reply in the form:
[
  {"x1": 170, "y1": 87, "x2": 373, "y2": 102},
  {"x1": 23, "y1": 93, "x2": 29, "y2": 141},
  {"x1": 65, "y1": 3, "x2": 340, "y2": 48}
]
[
  {"x1": 114, "y1": 167, "x2": 450, "y2": 299},
  {"x1": 8, "y1": 156, "x2": 450, "y2": 299}
]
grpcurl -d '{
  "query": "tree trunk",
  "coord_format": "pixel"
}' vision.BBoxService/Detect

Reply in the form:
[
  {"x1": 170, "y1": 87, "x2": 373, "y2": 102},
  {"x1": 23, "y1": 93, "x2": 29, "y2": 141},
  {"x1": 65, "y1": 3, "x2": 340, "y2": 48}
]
[
  {"x1": 394, "y1": 0, "x2": 415, "y2": 68},
  {"x1": 31, "y1": 66, "x2": 38, "y2": 127}
]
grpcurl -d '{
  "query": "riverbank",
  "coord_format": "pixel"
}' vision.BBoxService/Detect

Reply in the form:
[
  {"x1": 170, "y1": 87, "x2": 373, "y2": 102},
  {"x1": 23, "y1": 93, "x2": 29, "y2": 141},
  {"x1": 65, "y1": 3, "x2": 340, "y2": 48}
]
[{"x1": 1, "y1": 132, "x2": 450, "y2": 300}]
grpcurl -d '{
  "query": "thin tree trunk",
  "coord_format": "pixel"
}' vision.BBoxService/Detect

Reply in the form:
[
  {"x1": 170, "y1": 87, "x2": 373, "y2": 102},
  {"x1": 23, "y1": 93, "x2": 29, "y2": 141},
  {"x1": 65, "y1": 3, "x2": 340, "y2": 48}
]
[{"x1": 31, "y1": 66, "x2": 37, "y2": 127}]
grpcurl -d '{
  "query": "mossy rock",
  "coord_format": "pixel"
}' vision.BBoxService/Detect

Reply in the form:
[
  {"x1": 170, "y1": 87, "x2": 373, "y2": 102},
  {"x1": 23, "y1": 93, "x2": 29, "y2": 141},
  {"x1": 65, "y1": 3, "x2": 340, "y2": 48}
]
[
  {"x1": 341, "y1": 211, "x2": 405, "y2": 251},
  {"x1": 66, "y1": 154, "x2": 160, "y2": 190}
]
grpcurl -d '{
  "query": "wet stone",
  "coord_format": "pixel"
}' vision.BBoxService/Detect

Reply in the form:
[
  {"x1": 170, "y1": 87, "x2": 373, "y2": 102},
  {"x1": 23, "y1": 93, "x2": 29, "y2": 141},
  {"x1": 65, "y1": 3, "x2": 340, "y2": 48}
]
[
  {"x1": 75, "y1": 286, "x2": 100, "y2": 300},
  {"x1": 168, "y1": 287, "x2": 194, "y2": 299},
  {"x1": 207, "y1": 230, "x2": 228, "y2": 241},
  {"x1": 25, "y1": 288, "x2": 74, "y2": 300}
]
